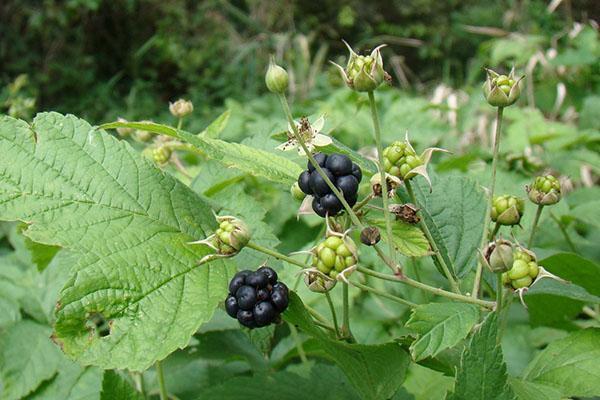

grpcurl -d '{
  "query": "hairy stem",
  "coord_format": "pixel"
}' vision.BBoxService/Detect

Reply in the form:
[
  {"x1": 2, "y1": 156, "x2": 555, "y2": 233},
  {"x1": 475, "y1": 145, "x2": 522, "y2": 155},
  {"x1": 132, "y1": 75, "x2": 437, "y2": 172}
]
[
  {"x1": 472, "y1": 106, "x2": 504, "y2": 299},
  {"x1": 357, "y1": 266, "x2": 495, "y2": 309},
  {"x1": 325, "y1": 290, "x2": 341, "y2": 338},
  {"x1": 528, "y1": 204, "x2": 544, "y2": 248},
  {"x1": 404, "y1": 180, "x2": 460, "y2": 293},
  {"x1": 368, "y1": 91, "x2": 396, "y2": 265},
  {"x1": 155, "y1": 361, "x2": 168, "y2": 400},
  {"x1": 348, "y1": 280, "x2": 417, "y2": 308}
]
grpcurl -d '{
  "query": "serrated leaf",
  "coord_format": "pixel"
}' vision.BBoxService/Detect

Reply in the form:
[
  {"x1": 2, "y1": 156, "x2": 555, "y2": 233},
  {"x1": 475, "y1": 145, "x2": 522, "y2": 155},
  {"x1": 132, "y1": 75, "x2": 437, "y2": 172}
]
[
  {"x1": 200, "y1": 110, "x2": 230, "y2": 139},
  {"x1": 27, "y1": 359, "x2": 103, "y2": 400},
  {"x1": 283, "y1": 292, "x2": 410, "y2": 400},
  {"x1": 0, "y1": 113, "x2": 234, "y2": 370},
  {"x1": 523, "y1": 328, "x2": 600, "y2": 397},
  {"x1": 446, "y1": 313, "x2": 515, "y2": 400},
  {"x1": 508, "y1": 379, "x2": 561, "y2": 400},
  {"x1": 400, "y1": 174, "x2": 486, "y2": 277},
  {"x1": 23, "y1": 237, "x2": 60, "y2": 272},
  {"x1": 369, "y1": 218, "x2": 430, "y2": 257},
  {"x1": 0, "y1": 320, "x2": 63, "y2": 400},
  {"x1": 101, "y1": 120, "x2": 302, "y2": 185},
  {"x1": 100, "y1": 370, "x2": 143, "y2": 400},
  {"x1": 406, "y1": 303, "x2": 479, "y2": 361}
]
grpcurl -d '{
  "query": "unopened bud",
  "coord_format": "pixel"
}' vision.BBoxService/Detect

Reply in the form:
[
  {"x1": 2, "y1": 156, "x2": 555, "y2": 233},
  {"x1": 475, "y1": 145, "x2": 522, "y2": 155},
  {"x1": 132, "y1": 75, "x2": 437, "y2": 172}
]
[
  {"x1": 483, "y1": 68, "x2": 524, "y2": 108},
  {"x1": 484, "y1": 239, "x2": 513, "y2": 273},
  {"x1": 527, "y1": 174, "x2": 561, "y2": 205},
  {"x1": 491, "y1": 195, "x2": 524, "y2": 226},
  {"x1": 265, "y1": 57, "x2": 289, "y2": 94},
  {"x1": 152, "y1": 146, "x2": 172, "y2": 165},
  {"x1": 169, "y1": 99, "x2": 194, "y2": 118}
]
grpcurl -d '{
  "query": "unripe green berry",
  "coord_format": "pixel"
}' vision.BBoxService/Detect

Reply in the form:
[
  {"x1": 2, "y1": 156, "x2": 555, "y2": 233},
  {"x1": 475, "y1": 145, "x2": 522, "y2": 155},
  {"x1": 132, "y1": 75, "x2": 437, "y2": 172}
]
[
  {"x1": 152, "y1": 146, "x2": 172, "y2": 165},
  {"x1": 319, "y1": 247, "x2": 336, "y2": 269},
  {"x1": 508, "y1": 259, "x2": 530, "y2": 280},
  {"x1": 336, "y1": 243, "x2": 352, "y2": 257},
  {"x1": 291, "y1": 182, "x2": 306, "y2": 201},
  {"x1": 334, "y1": 256, "x2": 346, "y2": 272},
  {"x1": 491, "y1": 195, "x2": 524, "y2": 226},
  {"x1": 325, "y1": 236, "x2": 343, "y2": 250},
  {"x1": 528, "y1": 261, "x2": 539, "y2": 278},
  {"x1": 511, "y1": 276, "x2": 533, "y2": 289},
  {"x1": 528, "y1": 175, "x2": 561, "y2": 205},
  {"x1": 317, "y1": 260, "x2": 330, "y2": 274}
]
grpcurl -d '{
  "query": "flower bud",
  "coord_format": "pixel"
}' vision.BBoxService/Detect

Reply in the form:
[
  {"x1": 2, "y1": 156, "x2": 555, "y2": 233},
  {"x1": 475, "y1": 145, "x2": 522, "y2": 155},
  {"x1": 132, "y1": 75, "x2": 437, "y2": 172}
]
[
  {"x1": 491, "y1": 195, "x2": 524, "y2": 226},
  {"x1": 527, "y1": 174, "x2": 561, "y2": 205},
  {"x1": 290, "y1": 182, "x2": 306, "y2": 201},
  {"x1": 483, "y1": 68, "x2": 524, "y2": 108},
  {"x1": 169, "y1": 99, "x2": 194, "y2": 118},
  {"x1": 360, "y1": 226, "x2": 381, "y2": 246},
  {"x1": 152, "y1": 146, "x2": 172, "y2": 165},
  {"x1": 330, "y1": 41, "x2": 388, "y2": 93},
  {"x1": 265, "y1": 57, "x2": 289, "y2": 94},
  {"x1": 484, "y1": 239, "x2": 513, "y2": 273}
]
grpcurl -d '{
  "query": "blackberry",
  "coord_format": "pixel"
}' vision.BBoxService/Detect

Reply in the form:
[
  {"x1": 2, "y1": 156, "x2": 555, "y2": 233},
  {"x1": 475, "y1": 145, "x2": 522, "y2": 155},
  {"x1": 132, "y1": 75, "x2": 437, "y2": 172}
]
[
  {"x1": 297, "y1": 153, "x2": 362, "y2": 217},
  {"x1": 224, "y1": 267, "x2": 289, "y2": 329}
]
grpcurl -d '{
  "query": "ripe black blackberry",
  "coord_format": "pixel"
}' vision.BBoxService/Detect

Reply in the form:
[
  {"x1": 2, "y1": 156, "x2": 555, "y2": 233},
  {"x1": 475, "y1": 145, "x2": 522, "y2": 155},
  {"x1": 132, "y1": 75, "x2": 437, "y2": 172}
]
[
  {"x1": 224, "y1": 266, "x2": 289, "y2": 328},
  {"x1": 297, "y1": 153, "x2": 362, "y2": 217}
]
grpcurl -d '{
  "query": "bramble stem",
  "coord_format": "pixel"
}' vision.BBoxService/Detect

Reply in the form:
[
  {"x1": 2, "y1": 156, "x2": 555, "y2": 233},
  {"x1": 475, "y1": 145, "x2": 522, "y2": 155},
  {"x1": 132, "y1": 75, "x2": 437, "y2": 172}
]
[
  {"x1": 348, "y1": 280, "x2": 417, "y2": 308},
  {"x1": 357, "y1": 266, "x2": 495, "y2": 309},
  {"x1": 472, "y1": 106, "x2": 504, "y2": 299},
  {"x1": 155, "y1": 361, "x2": 168, "y2": 400},
  {"x1": 528, "y1": 204, "x2": 544, "y2": 248},
  {"x1": 368, "y1": 91, "x2": 396, "y2": 265},
  {"x1": 404, "y1": 180, "x2": 461, "y2": 294},
  {"x1": 325, "y1": 290, "x2": 341, "y2": 338}
]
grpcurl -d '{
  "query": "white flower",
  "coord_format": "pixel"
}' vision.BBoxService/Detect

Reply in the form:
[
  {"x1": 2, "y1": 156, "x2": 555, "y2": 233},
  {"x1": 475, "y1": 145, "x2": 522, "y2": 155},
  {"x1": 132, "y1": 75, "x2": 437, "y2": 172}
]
[{"x1": 277, "y1": 115, "x2": 333, "y2": 156}]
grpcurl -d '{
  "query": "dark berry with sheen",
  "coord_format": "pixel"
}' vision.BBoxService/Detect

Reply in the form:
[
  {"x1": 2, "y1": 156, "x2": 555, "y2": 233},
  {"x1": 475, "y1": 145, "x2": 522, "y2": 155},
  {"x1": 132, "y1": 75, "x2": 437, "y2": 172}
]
[
  {"x1": 307, "y1": 153, "x2": 328, "y2": 172},
  {"x1": 326, "y1": 154, "x2": 353, "y2": 176},
  {"x1": 298, "y1": 170, "x2": 312, "y2": 195}
]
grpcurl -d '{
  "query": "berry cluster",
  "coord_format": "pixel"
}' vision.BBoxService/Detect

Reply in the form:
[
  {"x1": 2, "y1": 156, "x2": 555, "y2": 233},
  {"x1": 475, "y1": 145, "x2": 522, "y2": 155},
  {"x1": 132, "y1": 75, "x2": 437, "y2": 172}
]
[
  {"x1": 297, "y1": 153, "x2": 362, "y2": 217},
  {"x1": 383, "y1": 141, "x2": 422, "y2": 180},
  {"x1": 312, "y1": 236, "x2": 357, "y2": 280},
  {"x1": 225, "y1": 267, "x2": 289, "y2": 328},
  {"x1": 491, "y1": 195, "x2": 524, "y2": 226},
  {"x1": 528, "y1": 175, "x2": 561, "y2": 205},
  {"x1": 501, "y1": 249, "x2": 539, "y2": 289}
]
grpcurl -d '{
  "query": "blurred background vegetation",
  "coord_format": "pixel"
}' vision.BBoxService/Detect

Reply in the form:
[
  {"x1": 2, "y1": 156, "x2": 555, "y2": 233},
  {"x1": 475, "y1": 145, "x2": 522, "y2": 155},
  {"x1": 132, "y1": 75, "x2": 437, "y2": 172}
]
[{"x1": 1, "y1": 0, "x2": 598, "y2": 124}]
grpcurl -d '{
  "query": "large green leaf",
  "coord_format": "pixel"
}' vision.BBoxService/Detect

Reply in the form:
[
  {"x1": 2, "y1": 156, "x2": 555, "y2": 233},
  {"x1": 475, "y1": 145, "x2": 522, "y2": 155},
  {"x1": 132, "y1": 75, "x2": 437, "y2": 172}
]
[
  {"x1": 27, "y1": 359, "x2": 103, "y2": 400},
  {"x1": 406, "y1": 303, "x2": 479, "y2": 361},
  {"x1": 0, "y1": 320, "x2": 63, "y2": 400},
  {"x1": 0, "y1": 113, "x2": 234, "y2": 370},
  {"x1": 283, "y1": 292, "x2": 410, "y2": 400},
  {"x1": 539, "y1": 253, "x2": 600, "y2": 296},
  {"x1": 100, "y1": 371, "x2": 143, "y2": 400},
  {"x1": 446, "y1": 313, "x2": 515, "y2": 400},
  {"x1": 369, "y1": 218, "x2": 430, "y2": 257},
  {"x1": 402, "y1": 174, "x2": 486, "y2": 277},
  {"x1": 508, "y1": 379, "x2": 561, "y2": 400},
  {"x1": 101, "y1": 120, "x2": 302, "y2": 185},
  {"x1": 523, "y1": 328, "x2": 600, "y2": 397}
]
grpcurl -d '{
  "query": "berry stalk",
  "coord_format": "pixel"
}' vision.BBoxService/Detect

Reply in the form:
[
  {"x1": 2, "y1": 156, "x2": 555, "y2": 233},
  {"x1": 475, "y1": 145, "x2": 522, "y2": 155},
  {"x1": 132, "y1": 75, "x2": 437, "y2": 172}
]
[
  {"x1": 368, "y1": 91, "x2": 397, "y2": 266},
  {"x1": 348, "y1": 280, "x2": 418, "y2": 307},
  {"x1": 404, "y1": 180, "x2": 461, "y2": 293},
  {"x1": 155, "y1": 360, "x2": 168, "y2": 400},
  {"x1": 357, "y1": 266, "x2": 495, "y2": 309},
  {"x1": 528, "y1": 204, "x2": 544, "y2": 248},
  {"x1": 472, "y1": 106, "x2": 505, "y2": 299},
  {"x1": 341, "y1": 282, "x2": 354, "y2": 342},
  {"x1": 325, "y1": 290, "x2": 341, "y2": 338}
]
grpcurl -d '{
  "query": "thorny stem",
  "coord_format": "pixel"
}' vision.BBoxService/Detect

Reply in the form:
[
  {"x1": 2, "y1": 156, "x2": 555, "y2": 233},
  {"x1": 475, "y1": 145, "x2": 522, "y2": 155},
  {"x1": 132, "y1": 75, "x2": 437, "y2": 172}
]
[
  {"x1": 276, "y1": 92, "x2": 401, "y2": 274},
  {"x1": 528, "y1": 204, "x2": 544, "y2": 248},
  {"x1": 404, "y1": 180, "x2": 461, "y2": 294},
  {"x1": 155, "y1": 361, "x2": 168, "y2": 400},
  {"x1": 288, "y1": 323, "x2": 308, "y2": 363},
  {"x1": 325, "y1": 290, "x2": 341, "y2": 338},
  {"x1": 357, "y1": 266, "x2": 495, "y2": 309},
  {"x1": 368, "y1": 90, "x2": 397, "y2": 265},
  {"x1": 472, "y1": 106, "x2": 504, "y2": 299},
  {"x1": 348, "y1": 280, "x2": 417, "y2": 308}
]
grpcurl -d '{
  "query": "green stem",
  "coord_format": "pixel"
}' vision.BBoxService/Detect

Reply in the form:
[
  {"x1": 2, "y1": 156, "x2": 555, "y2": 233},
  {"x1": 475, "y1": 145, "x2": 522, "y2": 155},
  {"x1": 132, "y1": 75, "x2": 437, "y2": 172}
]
[
  {"x1": 288, "y1": 323, "x2": 308, "y2": 363},
  {"x1": 496, "y1": 273, "x2": 504, "y2": 311},
  {"x1": 404, "y1": 180, "x2": 461, "y2": 293},
  {"x1": 176, "y1": 117, "x2": 183, "y2": 131},
  {"x1": 528, "y1": 204, "x2": 544, "y2": 248},
  {"x1": 368, "y1": 91, "x2": 396, "y2": 265},
  {"x1": 155, "y1": 361, "x2": 168, "y2": 400},
  {"x1": 490, "y1": 223, "x2": 500, "y2": 240},
  {"x1": 325, "y1": 290, "x2": 341, "y2": 338},
  {"x1": 341, "y1": 282, "x2": 353, "y2": 340},
  {"x1": 357, "y1": 266, "x2": 495, "y2": 309},
  {"x1": 472, "y1": 106, "x2": 504, "y2": 299},
  {"x1": 353, "y1": 193, "x2": 374, "y2": 212},
  {"x1": 348, "y1": 280, "x2": 417, "y2": 308},
  {"x1": 550, "y1": 212, "x2": 577, "y2": 253},
  {"x1": 246, "y1": 241, "x2": 305, "y2": 269},
  {"x1": 277, "y1": 93, "x2": 362, "y2": 227},
  {"x1": 305, "y1": 305, "x2": 336, "y2": 332}
]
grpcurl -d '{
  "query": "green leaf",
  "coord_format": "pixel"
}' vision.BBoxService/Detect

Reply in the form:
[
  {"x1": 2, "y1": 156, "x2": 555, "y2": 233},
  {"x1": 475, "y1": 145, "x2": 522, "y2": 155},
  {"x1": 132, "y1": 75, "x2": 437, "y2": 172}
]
[
  {"x1": 27, "y1": 360, "x2": 103, "y2": 400},
  {"x1": 406, "y1": 303, "x2": 479, "y2": 361},
  {"x1": 402, "y1": 363, "x2": 454, "y2": 400},
  {"x1": 524, "y1": 328, "x2": 600, "y2": 397},
  {"x1": 100, "y1": 370, "x2": 143, "y2": 400},
  {"x1": 540, "y1": 253, "x2": 600, "y2": 296},
  {"x1": 0, "y1": 320, "x2": 63, "y2": 400},
  {"x1": 446, "y1": 313, "x2": 515, "y2": 400},
  {"x1": 0, "y1": 113, "x2": 234, "y2": 370},
  {"x1": 508, "y1": 379, "x2": 561, "y2": 400},
  {"x1": 316, "y1": 137, "x2": 378, "y2": 175},
  {"x1": 368, "y1": 218, "x2": 430, "y2": 257},
  {"x1": 284, "y1": 292, "x2": 410, "y2": 400},
  {"x1": 403, "y1": 174, "x2": 486, "y2": 277},
  {"x1": 200, "y1": 110, "x2": 230, "y2": 139},
  {"x1": 101, "y1": 120, "x2": 302, "y2": 185}
]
